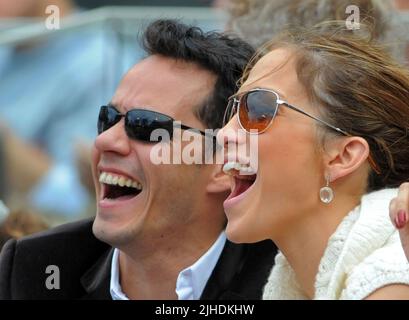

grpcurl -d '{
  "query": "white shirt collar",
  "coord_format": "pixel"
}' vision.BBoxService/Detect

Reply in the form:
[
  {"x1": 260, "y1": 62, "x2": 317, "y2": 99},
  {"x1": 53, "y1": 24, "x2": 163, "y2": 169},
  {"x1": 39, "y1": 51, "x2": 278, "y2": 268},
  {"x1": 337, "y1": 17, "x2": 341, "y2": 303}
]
[{"x1": 110, "y1": 232, "x2": 226, "y2": 300}]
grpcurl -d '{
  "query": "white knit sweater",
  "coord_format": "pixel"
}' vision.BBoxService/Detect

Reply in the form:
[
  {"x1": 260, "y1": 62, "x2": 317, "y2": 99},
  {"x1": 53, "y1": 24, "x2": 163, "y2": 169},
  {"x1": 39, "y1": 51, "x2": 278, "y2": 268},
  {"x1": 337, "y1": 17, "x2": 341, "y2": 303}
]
[{"x1": 263, "y1": 188, "x2": 409, "y2": 300}]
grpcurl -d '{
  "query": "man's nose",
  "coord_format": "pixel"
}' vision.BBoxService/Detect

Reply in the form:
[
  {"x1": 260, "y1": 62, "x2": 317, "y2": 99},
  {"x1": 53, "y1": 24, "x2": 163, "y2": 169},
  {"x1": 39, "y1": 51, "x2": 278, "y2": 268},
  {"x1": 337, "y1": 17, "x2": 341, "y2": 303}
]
[{"x1": 94, "y1": 120, "x2": 131, "y2": 155}]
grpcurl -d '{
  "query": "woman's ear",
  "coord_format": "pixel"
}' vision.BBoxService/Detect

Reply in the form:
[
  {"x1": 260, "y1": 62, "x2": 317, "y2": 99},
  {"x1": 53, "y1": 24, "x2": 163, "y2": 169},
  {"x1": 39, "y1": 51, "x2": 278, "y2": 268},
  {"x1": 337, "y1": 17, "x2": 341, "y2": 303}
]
[
  {"x1": 324, "y1": 136, "x2": 370, "y2": 182},
  {"x1": 206, "y1": 165, "x2": 231, "y2": 194}
]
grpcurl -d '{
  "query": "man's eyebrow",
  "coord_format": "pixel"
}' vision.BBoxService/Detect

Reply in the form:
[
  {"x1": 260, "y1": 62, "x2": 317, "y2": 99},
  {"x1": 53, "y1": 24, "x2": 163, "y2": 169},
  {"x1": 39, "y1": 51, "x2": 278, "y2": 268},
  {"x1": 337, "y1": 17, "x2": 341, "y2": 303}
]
[{"x1": 107, "y1": 102, "x2": 127, "y2": 113}]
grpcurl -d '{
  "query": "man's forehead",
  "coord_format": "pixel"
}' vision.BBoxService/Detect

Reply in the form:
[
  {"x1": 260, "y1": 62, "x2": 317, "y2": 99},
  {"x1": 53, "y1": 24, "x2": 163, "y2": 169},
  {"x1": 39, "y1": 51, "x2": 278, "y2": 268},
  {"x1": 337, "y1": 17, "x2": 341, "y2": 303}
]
[
  {"x1": 125, "y1": 55, "x2": 209, "y2": 82},
  {"x1": 111, "y1": 55, "x2": 216, "y2": 115}
]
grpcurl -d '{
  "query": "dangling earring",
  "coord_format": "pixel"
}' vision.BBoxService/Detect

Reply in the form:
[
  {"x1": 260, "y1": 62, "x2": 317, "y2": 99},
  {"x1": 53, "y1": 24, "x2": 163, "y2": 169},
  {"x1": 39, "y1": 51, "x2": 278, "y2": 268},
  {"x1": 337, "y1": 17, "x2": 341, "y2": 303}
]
[{"x1": 320, "y1": 174, "x2": 334, "y2": 204}]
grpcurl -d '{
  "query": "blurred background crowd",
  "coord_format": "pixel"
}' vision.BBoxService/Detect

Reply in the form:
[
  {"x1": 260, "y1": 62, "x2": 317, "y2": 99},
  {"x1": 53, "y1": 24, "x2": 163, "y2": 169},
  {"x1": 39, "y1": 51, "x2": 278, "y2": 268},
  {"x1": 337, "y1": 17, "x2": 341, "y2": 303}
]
[{"x1": 0, "y1": 0, "x2": 409, "y2": 249}]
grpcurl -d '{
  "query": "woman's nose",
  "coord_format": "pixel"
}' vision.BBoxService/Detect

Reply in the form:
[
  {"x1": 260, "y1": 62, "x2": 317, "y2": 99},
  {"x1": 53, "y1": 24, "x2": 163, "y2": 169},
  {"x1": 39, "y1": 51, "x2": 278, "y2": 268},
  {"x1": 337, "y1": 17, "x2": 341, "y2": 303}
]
[{"x1": 216, "y1": 114, "x2": 245, "y2": 149}]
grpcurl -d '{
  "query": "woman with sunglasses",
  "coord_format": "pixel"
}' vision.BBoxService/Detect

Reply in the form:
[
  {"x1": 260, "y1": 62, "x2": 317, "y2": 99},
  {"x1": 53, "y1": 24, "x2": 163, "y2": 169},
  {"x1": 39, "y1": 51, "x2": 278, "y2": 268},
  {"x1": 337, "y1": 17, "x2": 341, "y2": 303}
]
[{"x1": 218, "y1": 27, "x2": 409, "y2": 299}]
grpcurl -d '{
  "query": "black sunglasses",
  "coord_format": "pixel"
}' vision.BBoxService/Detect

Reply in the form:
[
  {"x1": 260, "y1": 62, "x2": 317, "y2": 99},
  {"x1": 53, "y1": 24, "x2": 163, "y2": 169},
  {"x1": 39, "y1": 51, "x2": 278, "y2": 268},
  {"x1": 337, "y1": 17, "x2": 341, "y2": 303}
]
[{"x1": 98, "y1": 105, "x2": 211, "y2": 142}]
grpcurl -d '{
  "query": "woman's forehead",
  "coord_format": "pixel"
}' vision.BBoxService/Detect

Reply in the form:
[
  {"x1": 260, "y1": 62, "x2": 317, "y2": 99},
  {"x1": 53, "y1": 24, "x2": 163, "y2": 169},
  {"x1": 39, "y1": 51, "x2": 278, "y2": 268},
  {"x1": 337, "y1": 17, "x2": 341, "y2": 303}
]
[{"x1": 239, "y1": 48, "x2": 301, "y2": 98}]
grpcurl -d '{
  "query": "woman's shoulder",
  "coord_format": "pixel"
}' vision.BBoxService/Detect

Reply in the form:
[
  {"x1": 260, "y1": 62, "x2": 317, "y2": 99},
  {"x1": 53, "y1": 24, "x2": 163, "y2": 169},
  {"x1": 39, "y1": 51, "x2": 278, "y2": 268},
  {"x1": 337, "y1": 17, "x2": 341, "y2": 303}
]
[
  {"x1": 341, "y1": 231, "x2": 409, "y2": 299},
  {"x1": 317, "y1": 188, "x2": 405, "y2": 299}
]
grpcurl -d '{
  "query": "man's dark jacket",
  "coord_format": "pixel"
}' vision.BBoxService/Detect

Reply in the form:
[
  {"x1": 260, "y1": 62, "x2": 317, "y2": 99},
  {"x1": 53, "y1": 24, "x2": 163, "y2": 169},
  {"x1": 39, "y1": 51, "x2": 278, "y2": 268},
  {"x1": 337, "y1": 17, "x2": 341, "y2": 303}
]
[{"x1": 0, "y1": 218, "x2": 277, "y2": 299}]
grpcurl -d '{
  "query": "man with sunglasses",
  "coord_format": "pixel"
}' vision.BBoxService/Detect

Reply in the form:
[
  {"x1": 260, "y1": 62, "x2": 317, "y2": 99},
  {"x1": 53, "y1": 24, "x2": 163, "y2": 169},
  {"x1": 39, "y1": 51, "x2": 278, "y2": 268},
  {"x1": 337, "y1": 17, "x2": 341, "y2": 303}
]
[{"x1": 0, "y1": 19, "x2": 277, "y2": 299}]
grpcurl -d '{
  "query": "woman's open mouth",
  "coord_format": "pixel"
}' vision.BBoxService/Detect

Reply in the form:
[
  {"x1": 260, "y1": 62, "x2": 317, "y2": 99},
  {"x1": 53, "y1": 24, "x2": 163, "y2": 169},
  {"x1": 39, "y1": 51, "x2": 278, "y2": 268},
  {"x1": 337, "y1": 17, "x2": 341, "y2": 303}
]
[{"x1": 222, "y1": 161, "x2": 257, "y2": 209}]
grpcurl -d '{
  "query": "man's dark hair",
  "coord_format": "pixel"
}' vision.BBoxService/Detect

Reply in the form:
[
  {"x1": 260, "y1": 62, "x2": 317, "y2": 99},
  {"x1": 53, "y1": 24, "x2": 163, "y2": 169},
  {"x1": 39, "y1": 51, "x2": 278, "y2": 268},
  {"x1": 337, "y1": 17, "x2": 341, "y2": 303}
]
[{"x1": 142, "y1": 19, "x2": 255, "y2": 129}]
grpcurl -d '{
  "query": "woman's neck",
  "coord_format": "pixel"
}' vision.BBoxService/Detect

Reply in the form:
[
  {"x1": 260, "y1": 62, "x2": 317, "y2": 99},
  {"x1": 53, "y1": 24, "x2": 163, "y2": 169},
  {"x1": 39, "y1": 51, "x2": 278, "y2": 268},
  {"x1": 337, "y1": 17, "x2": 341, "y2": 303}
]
[{"x1": 273, "y1": 193, "x2": 361, "y2": 298}]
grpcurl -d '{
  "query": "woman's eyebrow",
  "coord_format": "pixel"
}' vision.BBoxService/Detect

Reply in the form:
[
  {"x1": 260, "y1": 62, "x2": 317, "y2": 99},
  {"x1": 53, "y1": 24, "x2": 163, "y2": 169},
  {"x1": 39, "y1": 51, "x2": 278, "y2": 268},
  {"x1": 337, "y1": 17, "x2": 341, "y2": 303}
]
[{"x1": 234, "y1": 87, "x2": 289, "y2": 100}]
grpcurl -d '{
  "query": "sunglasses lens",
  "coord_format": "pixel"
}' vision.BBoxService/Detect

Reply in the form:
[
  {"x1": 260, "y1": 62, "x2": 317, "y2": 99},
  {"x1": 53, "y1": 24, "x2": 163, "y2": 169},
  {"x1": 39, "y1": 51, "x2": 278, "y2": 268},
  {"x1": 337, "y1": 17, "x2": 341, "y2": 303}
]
[
  {"x1": 239, "y1": 91, "x2": 277, "y2": 132},
  {"x1": 126, "y1": 110, "x2": 173, "y2": 142},
  {"x1": 98, "y1": 106, "x2": 121, "y2": 134}
]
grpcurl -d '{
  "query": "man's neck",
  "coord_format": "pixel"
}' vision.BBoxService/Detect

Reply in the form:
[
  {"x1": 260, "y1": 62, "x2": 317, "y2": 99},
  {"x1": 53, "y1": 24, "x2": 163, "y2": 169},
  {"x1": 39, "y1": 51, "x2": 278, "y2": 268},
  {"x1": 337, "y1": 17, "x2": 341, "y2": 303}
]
[{"x1": 118, "y1": 228, "x2": 223, "y2": 300}]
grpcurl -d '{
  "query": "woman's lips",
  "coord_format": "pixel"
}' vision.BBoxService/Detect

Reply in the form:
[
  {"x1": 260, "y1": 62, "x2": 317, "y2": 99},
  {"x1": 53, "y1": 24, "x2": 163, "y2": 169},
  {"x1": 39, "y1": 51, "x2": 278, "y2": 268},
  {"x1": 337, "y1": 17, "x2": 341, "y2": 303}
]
[{"x1": 224, "y1": 175, "x2": 256, "y2": 210}]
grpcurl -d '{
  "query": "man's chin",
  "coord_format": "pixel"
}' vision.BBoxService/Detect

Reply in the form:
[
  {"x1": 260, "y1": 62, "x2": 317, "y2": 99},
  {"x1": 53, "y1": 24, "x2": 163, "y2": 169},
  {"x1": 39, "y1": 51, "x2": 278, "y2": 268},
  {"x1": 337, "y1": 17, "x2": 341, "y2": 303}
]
[{"x1": 92, "y1": 218, "x2": 134, "y2": 247}]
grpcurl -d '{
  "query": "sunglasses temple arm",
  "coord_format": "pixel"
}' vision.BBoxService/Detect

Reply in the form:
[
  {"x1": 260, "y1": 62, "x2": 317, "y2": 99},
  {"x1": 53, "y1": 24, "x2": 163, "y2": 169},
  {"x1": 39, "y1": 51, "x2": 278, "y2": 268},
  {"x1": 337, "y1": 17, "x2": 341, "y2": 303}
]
[
  {"x1": 282, "y1": 102, "x2": 382, "y2": 174},
  {"x1": 282, "y1": 102, "x2": 350, "y2": 136},
  {"x1": 179, "y1": 124, "x2": 216, "y2": 139}
]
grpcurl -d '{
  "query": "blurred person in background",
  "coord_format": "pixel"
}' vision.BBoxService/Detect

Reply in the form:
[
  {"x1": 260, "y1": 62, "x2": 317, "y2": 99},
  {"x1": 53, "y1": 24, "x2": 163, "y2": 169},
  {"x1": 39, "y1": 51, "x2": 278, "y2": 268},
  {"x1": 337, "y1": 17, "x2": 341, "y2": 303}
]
[
  {"x1": 0, "y1": 201, "x2": 9, "y2": 228},
  {"x1": 0, "y1": 122, "x2": 51, "y2": 205},
  {"x1": 76, "y1": 0, "x2": 215, "y2": 7},
  {"x1": 0, "y1": 0, "x2": 73, "y2": 17},
  {"x1": 394, "y1": 0, "x2": 409, "y2": 62},
  {"x1": 0, "y1": 128, "x2": 8, "y2": 200},
  {"x1": 0, "y1": 200, "x2": 49, "y2": 251},
  {"x1": 0, "y1": 0, "x2": 112, "y2": 220},
  {"x1": 395, "y1": 0, "x2": 409, "y2": 10},
  {"x1": 223, "y1": 0, "x2": 409, "y2": 65}
]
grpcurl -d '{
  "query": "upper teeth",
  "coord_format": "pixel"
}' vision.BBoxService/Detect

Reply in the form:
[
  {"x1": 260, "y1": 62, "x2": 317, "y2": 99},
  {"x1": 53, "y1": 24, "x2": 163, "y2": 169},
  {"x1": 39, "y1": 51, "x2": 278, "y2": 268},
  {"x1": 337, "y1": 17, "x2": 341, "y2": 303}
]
[
  {"x1": 223, "y1": 161, "x2": 256, "y2": 175},
  {"x1": 99, "y1": 172, "x2": 142, "y2": 190}
]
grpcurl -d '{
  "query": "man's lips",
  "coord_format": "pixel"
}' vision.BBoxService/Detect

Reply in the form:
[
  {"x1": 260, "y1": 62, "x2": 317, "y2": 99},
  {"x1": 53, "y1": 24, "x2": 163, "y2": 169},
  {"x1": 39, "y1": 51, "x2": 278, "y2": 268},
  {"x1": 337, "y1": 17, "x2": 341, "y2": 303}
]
[
  {"x1": 97, "y1": 166, "x2": 139, "y2": 182},
  {"x1": 97, "y1": 167, "x2": 143, "y2": 202}
]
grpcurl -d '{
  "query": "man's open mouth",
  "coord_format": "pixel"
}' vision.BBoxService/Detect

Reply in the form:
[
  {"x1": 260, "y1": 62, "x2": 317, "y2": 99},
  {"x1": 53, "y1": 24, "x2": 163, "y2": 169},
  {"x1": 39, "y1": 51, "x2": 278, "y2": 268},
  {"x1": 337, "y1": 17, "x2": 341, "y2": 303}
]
[
  {"x1": 99, "y1": 172, "x2": 143, "y2": 201},
  {"x1": 222, "y1": 161, "x2": 257, "y2": 202}
]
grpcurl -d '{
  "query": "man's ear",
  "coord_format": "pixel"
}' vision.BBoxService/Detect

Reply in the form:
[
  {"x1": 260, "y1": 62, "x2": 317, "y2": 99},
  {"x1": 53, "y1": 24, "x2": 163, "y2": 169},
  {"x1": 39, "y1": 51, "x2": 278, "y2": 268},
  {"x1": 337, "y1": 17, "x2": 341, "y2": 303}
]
[
  {"x1": 324, "y1": 136, "x2": 370, "y2": 182},
  {"x1": 206, "y1": 164, "x2": 231, "y2": 194}
]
